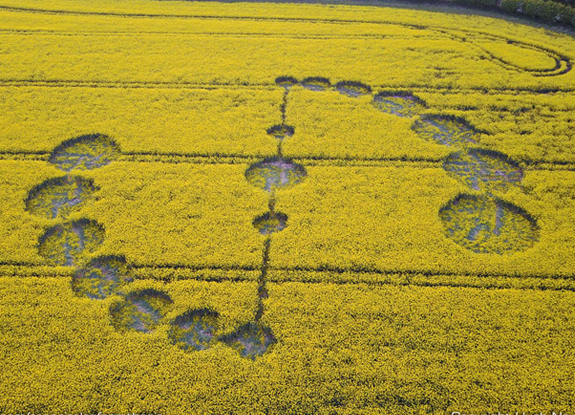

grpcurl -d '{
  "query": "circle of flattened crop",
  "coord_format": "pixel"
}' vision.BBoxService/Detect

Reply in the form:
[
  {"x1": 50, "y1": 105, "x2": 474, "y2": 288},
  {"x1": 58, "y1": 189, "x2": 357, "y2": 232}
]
[
  {"x1": 411, "y1": 115, "x2": 480, "y2": 147},
  {"x1": 253, "y1": 211, "x2": 288, "y2": 235},
  {"x1": 245, "y1": 158, "x2": 307, "y2": 192},
  {"x1": 220, "y1": 322, "x2": 276, "y2": 360},
  {"x1": 72, "y1": 256, "x2": 133, "y2": 300},
  {"x1": 275, "y1": 76, "x2": 298, "y2": 88},
  {"x1": 168, "y1": 309, "x2": 219, "y2": 351},
  {"x1": 26, "y1": 176, "x2": 98, "y2": 220},
  {"x1": 373, "y1": 92, "x2": 427, "y2": 118},
  {"x1": 335, "y1": 80, "x2": 372, "y2": 97},
  {"x1": 443, "y1": 149, "x2": 523, "y2": 193},
  {"x1": 38, "y1": 219, "x2": 105, "y2": 267},
  {"x1": 439, "y1": 194, "x2": 538, "y2": 254},
  {"x1": 301, "y1": 77, "x2": 331, "y2": 91},
  {"x1": 267, "y1": 124, "x2": 295, "y2": 140},
  {"x1": 49, "y1": 134, "x2": 120, "y2": 172},
  {"x1": 109, "y1": 289, "x2": 173, "y2": 333}
]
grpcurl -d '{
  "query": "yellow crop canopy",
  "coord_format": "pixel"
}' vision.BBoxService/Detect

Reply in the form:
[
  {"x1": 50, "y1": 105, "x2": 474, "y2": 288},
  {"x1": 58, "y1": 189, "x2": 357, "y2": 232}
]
[{"x1": 0, "y1": 0, "x2": 575, "y2": 413}]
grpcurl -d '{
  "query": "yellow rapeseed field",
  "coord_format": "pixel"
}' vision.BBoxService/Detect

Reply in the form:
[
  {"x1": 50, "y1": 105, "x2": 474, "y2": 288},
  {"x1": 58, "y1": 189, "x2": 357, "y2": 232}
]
[{"x1": 1, "y1": 0, "x2": 575, "y2": 413}]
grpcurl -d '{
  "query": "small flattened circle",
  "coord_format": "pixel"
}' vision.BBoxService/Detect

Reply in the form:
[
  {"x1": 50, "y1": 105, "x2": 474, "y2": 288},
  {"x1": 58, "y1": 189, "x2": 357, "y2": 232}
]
[
  {"x1": 168, "y1": 309, "x2": 219, "y2": 351},
  {"x1": 301, "y1": 77, "x2": 331, "y2": 91},
  {"x1": 412, "y1": 115, "x2": 481, "y2": 147},
  {"x1": 267, "y1": 124, "x2": 294, "y2": 140},
  {"x1": 373, "y1": 92, "x2": 426, "y2": 118},
  {"x1": 439, "y1": 194, "x2": 538, "y2": 254},
  {"x1": 26, "y1": 176, "x2": 98, "y2": 220},
  {"x1": 72, "y1": 256, "x2": 133, "y2": 300},
  {"x1": 38, "y1": 219, "x2": 105, "y2": 267},
  {"x1": 444, "y1": 149, "x2": 523, "y2": 193},
  {"x1": 245, "y1": 158, "x2": 307, "y2": 192},
  {"x1": 253, "y1": 211, "x2": 288, "y2": 235},
  {"x1": 335, "y1": 81, "x2": 372, "y2": 97},
  {"x1": 220, "y1": 322, "x2": 276, "y2": 360},
  {"x1": 275, "y1": 76, "x2": 298, "y2": 88},
  {"x1": 49, "y1": 134, "x2": 120, "y2": 172},
  {"x1": 109, "y1": 289, "x2": 173, "y2": 333}
]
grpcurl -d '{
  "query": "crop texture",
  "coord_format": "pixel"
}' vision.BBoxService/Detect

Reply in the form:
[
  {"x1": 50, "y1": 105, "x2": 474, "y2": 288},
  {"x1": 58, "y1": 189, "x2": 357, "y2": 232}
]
[{"x1": 0, "y1": 0, "x2": 575, "y2": 414}]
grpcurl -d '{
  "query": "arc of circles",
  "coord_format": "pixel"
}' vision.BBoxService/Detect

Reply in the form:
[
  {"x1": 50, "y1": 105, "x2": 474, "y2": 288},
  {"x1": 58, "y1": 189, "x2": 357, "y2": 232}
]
[
  {"x1": 274, "y1": 75, "x2": 539, "y2": 255},
  {"x1": 25, "y1": 134, "x2": 278, "y2": 360}
]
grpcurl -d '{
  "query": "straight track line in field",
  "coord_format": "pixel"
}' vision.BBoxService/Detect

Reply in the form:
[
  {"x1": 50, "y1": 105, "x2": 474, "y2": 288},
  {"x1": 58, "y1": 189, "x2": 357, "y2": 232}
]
[
  {"x1": 0, "y1": 4, "x2": 512, "y2": 25},
  {"x1": 0, "y1": 79, "x2": 573, "y2": 94},
  {"x1": 0, "y1": 29, "x2": 443, "y2": 40},
  {"x1": 1, "y1": 261, "x2": 574, "y2": 292},
  {"x1": 0, "y1": 150, "x2": 574, "y2": 171}
]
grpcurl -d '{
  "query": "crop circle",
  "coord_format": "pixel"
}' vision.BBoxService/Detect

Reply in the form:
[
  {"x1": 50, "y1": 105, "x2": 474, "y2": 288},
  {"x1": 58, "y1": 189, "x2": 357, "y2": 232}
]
[
  {"x1": 245, "y1": 158, "x2": 307, "y2": 192},
  {"x1": 49, "y1": 134, "x2": 120, "y2": 172},
  {"x1": 253, "y1": 211, "x2": 288, "y2": 235},
  {"x1": 335, "y1": 81, "x2": 372, "y2": 97},
  {"x1": 26, "y1": 176, "x2": 98, "y2": 220},
  {"x1": 220, "y1": 322, "x2": 276, "y2": 359},
  {"x1": 301, "y1": 77, "x2": 331, "y2": 91},
  {"x1": 439, "y1": 194, "x2": 538, "y2": 254},
  {"x1": 443, "y1": 149, "x2": 523, "y2": 193},
  {"x1": 168, "y1": 309, "x2": 219, "y2": 351},
  {"x1": 412, "y1": 115, "x2": 481, "y2": 147},
  {"x1": 373, "y1": 92, "x2": 426, "y2": 117},
  {"x1": 72, "y1": 256, "x2": 133, "y2": 300},
  {"x1": 38, "y1": 219, "x2": 105, "y2": 267},
  {"x1": 109, "y1": 289, "x2": 173, "y2": 333}
]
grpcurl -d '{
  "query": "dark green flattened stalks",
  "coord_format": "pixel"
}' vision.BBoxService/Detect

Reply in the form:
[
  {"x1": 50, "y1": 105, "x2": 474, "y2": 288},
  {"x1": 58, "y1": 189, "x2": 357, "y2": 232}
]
[
  {"x1": 168, "y1": 309, "x2": 219, "y2": 351},
  {"x1": 72, "y1": 256, "x2": 133, "y2": 300},
  {"x1": 220, "y1": 322, "x2": 276, "y2": 360},
  {"x1": 49, "y1": 134, "x2": 120, "y2": 172},
  {"x1": 38, "y1": 219, "x2": 105, "y2": 267},
  {"x1": 110, "y1": 289, "x2": 173, "y2": 333},
  {"x1": 26, "y1": 176, "x2": 98, "y2": 220},
  {"x1": 439, "y1": 194, "x2": 539, "y2": 254}
]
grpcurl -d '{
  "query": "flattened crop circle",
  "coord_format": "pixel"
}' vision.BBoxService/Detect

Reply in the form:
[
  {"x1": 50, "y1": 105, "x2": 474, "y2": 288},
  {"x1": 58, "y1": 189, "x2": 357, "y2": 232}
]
[
  {"x1": 301, "y1": 77, "x2": 331, "y2": 91},
  {"x1": 267, "y1": 124, "x2": 294, "y2": 140},
  {"x1": 412, "y1": 115, "x2": 480, "y2": 147},
  {"x1": 335, "y1": 80, "x2": 372, "y2": 97},
  {"x1": 168, "y1": 309, "x2": 219, "y2": 351},
  {"x1": 72, "y1": 256, "x2": 133, "y2": 300},
  {"x1": 49, "y1": 134, "x2": 120, "y2": 172},
  {"x1": 373, "y1": 92, "x2": 426, "y2": 118},
  {"x1": 439, "y1": 194, "x2": 538, "y2": 254},
  {"x1": 245, "y1": 158, "x2": 307, "y2": 192},
  {"x1": 444, "y1": 149, "x2": 523, "y2": 193},
  {"x1": 26, "y1": 176, "x2": 98, "y2": 220},
  {"x1": 38, "y1": 219, "x2": 105, "y2": 266},
  {"x1": 109, "y1": 289, "x2": 173, "y2": 333},
  {"x1": 253, "y1": 211, "x2": 288, "y2": 235},
  {"x1": 275, "y1": 76, "x2": 298, "y2": 88},
  {"x1": 220, "y1": 322, "x2": 276, "y2": 360}
]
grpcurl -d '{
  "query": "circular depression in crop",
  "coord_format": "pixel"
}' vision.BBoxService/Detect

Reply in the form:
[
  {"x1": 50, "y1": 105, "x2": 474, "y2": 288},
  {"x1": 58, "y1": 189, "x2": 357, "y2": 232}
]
[
  {"x1": 49, "y1": 134, "x2": 120, "y2": 172},
  {"x1": 443, "y1": 149, "x2": 523, "y2": 193},
  {"x1": 168, "y1": 309, "x2": 219, "y2": 351},
  {"x1": 245, "y1": 158, "x2": 307, "y2": 192},
  {"x1": 110, "y1": 289, "x2": 173, "y2": 333},
  {"x1": 439, "y1": 194, "x2": 538, "y2": 254},
  {"x1": 26, "y1": 176, "x2": 98, "y2": 220}
]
